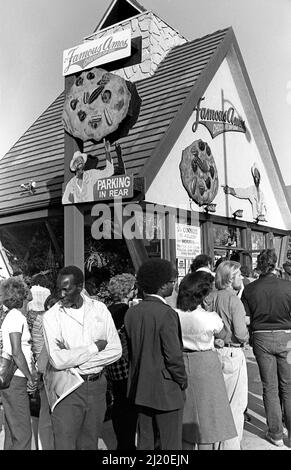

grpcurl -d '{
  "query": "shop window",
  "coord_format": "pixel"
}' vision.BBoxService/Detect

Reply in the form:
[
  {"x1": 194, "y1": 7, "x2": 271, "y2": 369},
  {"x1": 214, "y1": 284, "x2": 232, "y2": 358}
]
[
  {"x1": 251, "y1": 252, "x2": 260, "y2": 270},
  {"x1": 213, "y1": 224, "x2": 241, "y2": 249},
  {"x1": 130, "y1": 210, "x2": 161, "y2": 258},
  {"x1": 0, "y1": 217, "x2": 64, "y2": 286},
  {"x1": 273, "y1": 236, "x2": 283, "y2": 262},
  {"x1": 250, "y1": 231, "x2": 266, "y2": 270},
  {"x1": 142, "y1": 212, "x2": 161, "y2": 258},
  {"x1": 251, "y1": 231, "x2": 265, "y2": 251},
  {"x1": 84, "y1": 214, "x2": 135, "y2": 305},
  {"x1": 214, "y1": 249, "x2": 228, "y2": 263},
  {"x1": 213, "y1": 224, "x2": 242, "y2": 266}
]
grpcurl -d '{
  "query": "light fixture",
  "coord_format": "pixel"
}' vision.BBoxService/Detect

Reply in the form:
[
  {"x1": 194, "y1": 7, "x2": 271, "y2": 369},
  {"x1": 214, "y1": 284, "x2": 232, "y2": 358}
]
[
  {"x1": 204, "y1": 203, "x2": 216, "y2": 213},
  {"x1": 255, "y1": 214, "x2": 267, "y2": 223},
  {"x1": 20, "y1": 180, "x2": 36, "y2": 195},
  {"x1": 233, "y1": 209, "x2": 243, "y2": 219}
]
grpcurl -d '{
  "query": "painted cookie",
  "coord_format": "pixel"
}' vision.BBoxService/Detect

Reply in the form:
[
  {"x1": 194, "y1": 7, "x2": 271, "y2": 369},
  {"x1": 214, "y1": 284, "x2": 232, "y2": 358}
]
[
  {"x1": 62, "y1": 67, "x2": 131, "y2": 142},
  {"x1": 179, "y1": 139, "x2": 219, "y2": 206}
]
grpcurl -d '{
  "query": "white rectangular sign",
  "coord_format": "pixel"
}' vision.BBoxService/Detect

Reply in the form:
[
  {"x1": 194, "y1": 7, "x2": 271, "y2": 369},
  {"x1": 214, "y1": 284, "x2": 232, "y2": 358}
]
[
  {"x1": 175, "y1": 223, "x2": 201, "y2": 259},
  {"x1": 63, "y1": 29, "x2": 131, "y2": 76}
]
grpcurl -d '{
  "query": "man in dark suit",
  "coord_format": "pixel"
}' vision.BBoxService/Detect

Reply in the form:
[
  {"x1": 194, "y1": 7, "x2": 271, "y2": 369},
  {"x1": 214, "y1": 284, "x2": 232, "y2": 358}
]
[{"x1": 124, "y1": 259, "x2": 187, "y2": 450}]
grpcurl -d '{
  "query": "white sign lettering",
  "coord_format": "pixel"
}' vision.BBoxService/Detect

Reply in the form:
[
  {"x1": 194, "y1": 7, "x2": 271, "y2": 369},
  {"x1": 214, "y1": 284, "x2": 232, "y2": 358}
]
[
  {"x1": 175, "y1": 223, "x2": 201, "y2": 259},
  {"x1": 63, "y1": 29, "x2": 131, "y2": 76},
  {"x1": 95, "y1": 175, "x2": 133, "y2": 200}
]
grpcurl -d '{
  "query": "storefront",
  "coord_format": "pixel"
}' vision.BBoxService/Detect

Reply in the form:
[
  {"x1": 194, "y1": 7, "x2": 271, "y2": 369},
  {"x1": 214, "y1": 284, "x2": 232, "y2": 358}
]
[{"x1": 0, "y1": 0, "x2": 290, "y2": 288}]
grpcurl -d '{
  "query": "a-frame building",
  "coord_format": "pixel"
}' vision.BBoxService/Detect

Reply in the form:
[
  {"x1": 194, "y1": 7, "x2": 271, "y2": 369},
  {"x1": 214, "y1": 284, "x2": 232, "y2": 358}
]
[{"x1": 0, "y1": 0, "x2": 290, "y2": 275}]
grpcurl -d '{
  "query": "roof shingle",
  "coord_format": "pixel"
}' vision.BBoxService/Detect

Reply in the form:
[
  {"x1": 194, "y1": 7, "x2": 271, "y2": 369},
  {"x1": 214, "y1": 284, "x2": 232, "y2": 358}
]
[{"x1": 0, "y1": 28, "x2": 230, "y2": 215}]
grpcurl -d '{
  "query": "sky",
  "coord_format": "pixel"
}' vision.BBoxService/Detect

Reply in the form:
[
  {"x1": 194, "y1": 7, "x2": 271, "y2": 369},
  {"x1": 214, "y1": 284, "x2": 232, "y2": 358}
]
[{"x1": 1, "y1": 0, "x2": 291, "y2": 183}]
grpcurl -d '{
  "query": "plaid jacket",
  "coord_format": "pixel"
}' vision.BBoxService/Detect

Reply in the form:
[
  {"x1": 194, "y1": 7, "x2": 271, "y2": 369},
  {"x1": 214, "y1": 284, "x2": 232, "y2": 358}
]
[{"x1": 105, "y1": 325, "x2": 128, "y2": 381}]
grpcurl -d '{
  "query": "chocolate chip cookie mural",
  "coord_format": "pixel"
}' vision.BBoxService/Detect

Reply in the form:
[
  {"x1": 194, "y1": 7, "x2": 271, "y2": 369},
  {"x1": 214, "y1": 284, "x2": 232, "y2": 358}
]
[
  {"x1": 180, "y1": 139, "x2": 219, "y2": 206},
  {"x1": 62, "y1": 67, "x2": 132, "y2": 142}
]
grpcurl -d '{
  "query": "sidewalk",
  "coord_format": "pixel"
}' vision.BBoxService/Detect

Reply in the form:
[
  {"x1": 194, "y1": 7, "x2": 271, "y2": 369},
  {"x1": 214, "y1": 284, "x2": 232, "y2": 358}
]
[{"x1": 0, "y1": 348, "x2": 290, "y2": 450}]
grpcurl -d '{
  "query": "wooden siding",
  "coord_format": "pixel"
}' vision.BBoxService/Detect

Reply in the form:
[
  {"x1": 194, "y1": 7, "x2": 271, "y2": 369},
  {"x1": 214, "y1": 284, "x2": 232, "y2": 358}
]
[{"x1": 0, "y1": 28, "x2": 229, "y2": 216}]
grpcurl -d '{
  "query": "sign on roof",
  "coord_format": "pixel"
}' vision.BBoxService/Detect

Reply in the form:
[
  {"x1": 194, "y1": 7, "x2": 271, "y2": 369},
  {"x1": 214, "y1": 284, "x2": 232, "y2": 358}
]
[
  {"x1": 63, "y1": 29, "x2": 131, "y2": 76},
  {"x1": 192, "y1": 97, "x2": 246, "y2": 138}
]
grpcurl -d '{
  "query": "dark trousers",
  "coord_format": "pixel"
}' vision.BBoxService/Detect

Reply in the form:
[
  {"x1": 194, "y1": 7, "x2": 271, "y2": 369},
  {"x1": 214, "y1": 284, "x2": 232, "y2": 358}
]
[
  {"x1": 111, "y1": 379, "x2": 137, "y2": 450},
  {"x1": 51, "y1": 374, "x2": 107, "y2": 450},
  {"x1": 1, "y1": 375, "x2": 32, "y2": 450},
  {"x1": 253, "y1": 331, "x2": 291, "y2": 440},
  {"x1": 136, "y1": 405, "x2": 183, "y2": 450}
]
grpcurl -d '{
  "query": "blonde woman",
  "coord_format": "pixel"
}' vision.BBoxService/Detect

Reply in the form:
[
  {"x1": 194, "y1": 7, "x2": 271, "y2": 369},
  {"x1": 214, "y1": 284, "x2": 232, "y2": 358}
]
[{"x1": 206, "y1": 260, "x2": 249, "y2": 450}]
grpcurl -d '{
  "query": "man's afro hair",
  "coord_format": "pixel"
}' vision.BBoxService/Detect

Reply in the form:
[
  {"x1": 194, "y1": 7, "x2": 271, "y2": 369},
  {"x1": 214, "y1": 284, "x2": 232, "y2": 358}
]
[{"x1": 136, "y1": 259, "x2": 176, "y2": 294}]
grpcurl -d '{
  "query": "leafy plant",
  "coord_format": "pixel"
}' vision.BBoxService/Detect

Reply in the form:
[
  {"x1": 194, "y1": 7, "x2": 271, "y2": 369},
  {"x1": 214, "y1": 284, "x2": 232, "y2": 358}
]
[{"x1": 84, "y1": 235, "x2": 134, "y2": 305}]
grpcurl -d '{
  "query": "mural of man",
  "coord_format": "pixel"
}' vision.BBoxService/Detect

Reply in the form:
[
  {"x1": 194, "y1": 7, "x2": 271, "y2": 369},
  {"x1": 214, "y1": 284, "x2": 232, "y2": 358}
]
[
  {"x1": 62, "y1": 139, "x2": 114, "y2": 204},
  {"x1": 223, "y1": 163, "x2": 267, "y2": 221}
]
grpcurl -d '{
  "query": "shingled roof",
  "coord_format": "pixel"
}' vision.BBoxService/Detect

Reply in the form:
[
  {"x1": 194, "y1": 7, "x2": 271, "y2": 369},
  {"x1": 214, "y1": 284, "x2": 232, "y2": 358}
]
[{"x1": 0, "y1": 27, "x2": 233, "y2": 216}]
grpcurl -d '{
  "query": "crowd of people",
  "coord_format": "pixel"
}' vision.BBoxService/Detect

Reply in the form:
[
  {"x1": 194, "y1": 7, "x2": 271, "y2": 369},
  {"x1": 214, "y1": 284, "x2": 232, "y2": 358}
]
[{"x1": 0, "y1": 248, "x2": 291, "y2": 450}]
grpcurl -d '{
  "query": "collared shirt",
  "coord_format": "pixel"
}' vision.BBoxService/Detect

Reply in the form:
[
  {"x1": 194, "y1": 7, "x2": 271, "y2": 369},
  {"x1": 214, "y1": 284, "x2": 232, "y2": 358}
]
[
  {"x1": 205, "y1": 288, "x2": 249, "y2": 345},
  {"x1": 147, "y1": 294, "x2": 167, "y2": 304},
  {"x1": 196, "y1": 267, "x2": 215, "y2": 277},
  {"x1": 176, "y1": 305, "x2": 223, "y2": 351},
  {"x1": 42, "y1": 294, "x2": 122, "y2": 374}
]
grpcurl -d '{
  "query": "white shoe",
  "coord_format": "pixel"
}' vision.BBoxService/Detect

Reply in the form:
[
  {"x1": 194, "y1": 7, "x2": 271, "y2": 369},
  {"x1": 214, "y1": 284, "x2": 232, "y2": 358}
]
[{"x1": 265, "y1": 431, "x2": 284, "y2": 447}]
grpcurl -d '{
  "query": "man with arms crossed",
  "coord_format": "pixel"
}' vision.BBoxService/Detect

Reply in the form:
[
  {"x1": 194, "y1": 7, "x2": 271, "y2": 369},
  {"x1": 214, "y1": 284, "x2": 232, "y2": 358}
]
[{"x1": 42, "y1": 265, "x2": 122, "y2": 450}]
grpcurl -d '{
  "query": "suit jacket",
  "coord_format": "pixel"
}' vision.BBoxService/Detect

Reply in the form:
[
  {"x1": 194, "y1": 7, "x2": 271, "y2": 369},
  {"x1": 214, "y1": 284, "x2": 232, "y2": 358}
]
[{"x1": 124, "y1": 296, "x2": 187, "y2": 411}]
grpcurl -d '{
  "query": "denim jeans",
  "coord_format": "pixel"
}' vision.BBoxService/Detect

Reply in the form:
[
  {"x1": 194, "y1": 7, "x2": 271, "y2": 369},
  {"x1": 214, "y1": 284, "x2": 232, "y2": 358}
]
[
  {"x1": 252, "y1": 330, "x2": 291, "y2": 440},
  {"x1": 1, "y1": 375, "x2": 32, "y2": 450}
]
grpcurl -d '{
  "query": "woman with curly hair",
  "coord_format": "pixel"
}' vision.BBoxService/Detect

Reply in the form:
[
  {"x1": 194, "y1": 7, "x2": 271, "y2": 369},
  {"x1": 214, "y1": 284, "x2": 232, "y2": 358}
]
[
  {"x1": 106, "y1": 273, "x2": 137, "y2": 450},
  {"x1": 0, "y1": 277, "x2": 38, "y2": 450},
  {"x1": 176, "y1": 271, "x2": 237, "y2": 450}
]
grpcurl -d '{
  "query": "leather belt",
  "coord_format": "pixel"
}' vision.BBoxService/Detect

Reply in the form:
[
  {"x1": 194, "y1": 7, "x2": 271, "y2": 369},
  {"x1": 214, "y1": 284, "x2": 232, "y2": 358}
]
[
  {"x1": 80, "y1": 371, "x2": 103, "y2": 382},
  {"x1": 183, "y1": 349, "x2": 211, "y2": 353},
  {"x1": 253, "y1": 330, "x2": 291, "y2": 334},
  {"x1": 223, "y1": 343, "x2": 244, "y2": 348}
]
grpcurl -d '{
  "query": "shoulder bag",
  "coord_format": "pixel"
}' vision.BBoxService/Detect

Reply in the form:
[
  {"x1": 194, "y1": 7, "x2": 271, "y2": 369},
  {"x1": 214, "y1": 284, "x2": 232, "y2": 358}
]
[{"x1": 0, "y1": 308, "x2": 18, "y2": 389}]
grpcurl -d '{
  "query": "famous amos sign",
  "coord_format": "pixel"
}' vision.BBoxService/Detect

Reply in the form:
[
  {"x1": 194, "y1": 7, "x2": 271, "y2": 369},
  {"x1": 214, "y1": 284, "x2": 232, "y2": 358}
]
[
  {"x1": 192, "y1": 97, "x2": 246, "y2": 138},
  {"x1": 63, "y1": 29, "x2": 131, "y2": 76}
]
